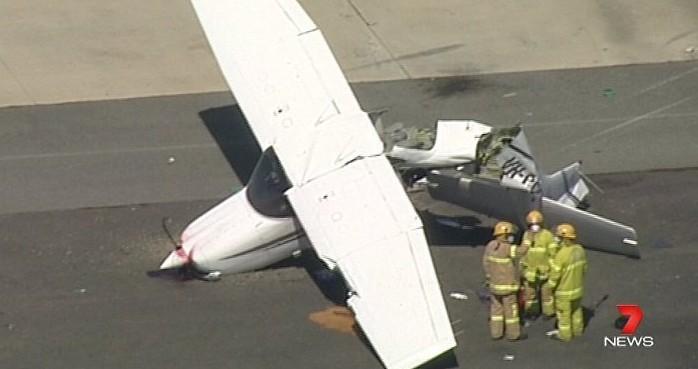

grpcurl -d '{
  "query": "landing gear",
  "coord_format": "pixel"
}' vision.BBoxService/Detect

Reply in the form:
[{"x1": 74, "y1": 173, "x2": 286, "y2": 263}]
[{"x1": 201, "y1": 271, "x2": 222, "y2": 282}]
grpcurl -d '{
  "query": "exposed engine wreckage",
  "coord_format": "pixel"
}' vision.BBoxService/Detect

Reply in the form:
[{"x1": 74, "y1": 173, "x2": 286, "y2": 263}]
[{"x1": 383, "y1": 120, "x2": 639, "y2": 258}]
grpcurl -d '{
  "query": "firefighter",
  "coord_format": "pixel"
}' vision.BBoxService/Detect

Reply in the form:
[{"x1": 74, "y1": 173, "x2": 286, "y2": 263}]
[
  {"x1": 519, "y1": 210, "x2": 558, "y2": 319},
  {"x1": 483, "y1": 221, "x2": 528, "y2": 340},
  {"x1": 547, "y1": 223, "x2": 587, "y2": 342}
]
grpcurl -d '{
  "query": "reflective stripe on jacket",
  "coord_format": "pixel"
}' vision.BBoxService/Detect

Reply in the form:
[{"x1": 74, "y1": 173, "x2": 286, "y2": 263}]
[
  {"x1": 483, "y1": 239, "x2": 527, "y2": 295},
  {"x1": 547, "y1": 243, "x2": 587, "y2": 300},
  {"x1": 520, "y1": 229, "x2": 557, "y2": 281}
]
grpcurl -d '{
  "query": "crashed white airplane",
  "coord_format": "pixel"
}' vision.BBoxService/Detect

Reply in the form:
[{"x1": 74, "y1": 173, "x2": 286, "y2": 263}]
[
  {"x1": 160, "y1": 0, "x2": 639, "y2": 368},
  {"x1": 160, "y1": 0, "x2": 456, "y2": 368}
]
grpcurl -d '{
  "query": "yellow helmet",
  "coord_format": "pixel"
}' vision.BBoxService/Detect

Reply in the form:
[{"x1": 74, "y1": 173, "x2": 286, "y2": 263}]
[
  {"x1": 556, "y1": 223, "x2": 577, "y2": 240},
  {"x1": 526, "y1": 210, "x2": 544, "y2": 225},
  {"x1": 493, "y1": 221, "x2": 516, "y2": 237}
]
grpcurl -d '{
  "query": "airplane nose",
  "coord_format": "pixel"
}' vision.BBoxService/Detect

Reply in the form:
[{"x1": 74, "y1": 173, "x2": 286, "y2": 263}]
[
  {"x1": 188, "y1": 247, "x2": 212, "y2": 270},
  {"x1": 159, "y1": 247, "x2": 190, "y2": 270}
]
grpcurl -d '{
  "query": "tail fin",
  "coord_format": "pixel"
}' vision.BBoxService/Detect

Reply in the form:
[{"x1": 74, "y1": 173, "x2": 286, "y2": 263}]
[{"x1": 541, "y1": 161, "x2": 590, "y2": 208}]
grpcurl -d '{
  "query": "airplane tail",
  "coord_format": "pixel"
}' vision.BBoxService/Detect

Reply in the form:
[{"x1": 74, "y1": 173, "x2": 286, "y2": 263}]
[
  {"x1": 539, "y1": 162, "x2": 639, "y2": 257},
  {"x1": 541, "y1": 197, "x2": 639, "y2": 258},
  {"x1": 540, "y1": 161, "x2": 590, "y2": 208}
]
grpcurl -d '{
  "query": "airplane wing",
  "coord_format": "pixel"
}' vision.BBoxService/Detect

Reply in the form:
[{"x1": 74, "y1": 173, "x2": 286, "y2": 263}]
[
  {"x1": 286, "y1": 156, "x2": 456, "y2": 369},
  {"x1": 191, "y1": 0, "x2": 456, "y2": 367},
  {"x1": 191, "y1": 0, "x2": 371, "y2": 177}
]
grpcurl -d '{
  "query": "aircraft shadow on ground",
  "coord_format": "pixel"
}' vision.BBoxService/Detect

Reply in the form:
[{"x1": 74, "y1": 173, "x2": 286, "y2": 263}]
[
  {"x1": 292, "y1": 249, "x2": 349, "y2": 306},
  {"x1": 584, "y1": 293, "x2": 610, "y2": 329},
  {"x1": 419, "y1": 211, "x2": 492, "y2": 247},
  {"x1": 294, "y1": 249, "x2": 459, "y2": 369},
  {"x1": 199, "y1": 105, "x2": 262, "y2": 185}
]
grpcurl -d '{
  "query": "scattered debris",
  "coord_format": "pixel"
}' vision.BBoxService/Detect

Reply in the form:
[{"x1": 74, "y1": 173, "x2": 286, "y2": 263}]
[
  {"x1": 449, "y1": 292, "x2": 469, "y2": 300},
  {"x1": 546, "y1": 329, "x2": 559, "y2": 337},
  {"x1": 502, "y1": 92, "x2": 517, "y2": 98},
  {"x1": 167, "y1": 156, "x2": 176, "y2": 164},
  {"x1": 74, "y1": 288, "x2": 87, "y2": 294},
  {"x1": 602, "y1": 88, "x2": 616, "y2": 98},
  {"x1": 503, "y1": 354, "x2": 515, "y2": 361},
  {"x1": 7, "y1": 323, "x2": 15, "y2": 331},
  {"x1": 686, "y1": 46, "x2": 696, "y2": 54},
  {"x1": 309, "y1": 306, "x2": 356, "y2": 335}
]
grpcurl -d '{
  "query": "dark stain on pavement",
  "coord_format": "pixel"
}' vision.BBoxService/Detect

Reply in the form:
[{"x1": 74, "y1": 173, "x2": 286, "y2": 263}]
[{"x1": 426, "y1": 76, "x2": 485, "y2": 98}]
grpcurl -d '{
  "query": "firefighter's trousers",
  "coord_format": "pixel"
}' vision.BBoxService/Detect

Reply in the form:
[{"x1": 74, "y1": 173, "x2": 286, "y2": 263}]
[
  {"x1": 523, "y1": 278, "x2": 555, "y2": 317},
  {"x1": 556, "y1": 298, "x2": 584, "y2": 341},
  {"x1": 490, "y1": 293, "x2": 520, "y2": 340}
]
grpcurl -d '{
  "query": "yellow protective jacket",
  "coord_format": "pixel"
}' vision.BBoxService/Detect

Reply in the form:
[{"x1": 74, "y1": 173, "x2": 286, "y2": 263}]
[
  {"x1": 483, "y1": 239, "x2": 528, "y2": 295},
  {"x1": 520, "y1": 229, "x2": 558, "y2": 281},
  {"x1": 547, "y1": 242, "x2": 587, "y2": 301}
]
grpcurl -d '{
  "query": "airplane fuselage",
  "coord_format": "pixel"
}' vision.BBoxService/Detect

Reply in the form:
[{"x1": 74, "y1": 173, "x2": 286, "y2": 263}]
[
  {"x1": 160, "y1": 149, "x2": 311, "y2": 275},
  {"x1": 186, "y1": 189, "x2": 307, "y2": 274}
]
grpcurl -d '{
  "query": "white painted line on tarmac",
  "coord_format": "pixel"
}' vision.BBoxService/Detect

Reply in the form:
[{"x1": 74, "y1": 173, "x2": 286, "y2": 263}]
[
  {"x1": 559, "y1": 96, "x2": 694, "y2": 150},
  {"x1": 633, "y1": 66, "x2": 698, "y2": 97},
  {"x1": 525, "y1": 112, "x2": 698, "y2": 128},
  {"x1": 0, "y1": 143, "x2": 218, "y2": 162}
]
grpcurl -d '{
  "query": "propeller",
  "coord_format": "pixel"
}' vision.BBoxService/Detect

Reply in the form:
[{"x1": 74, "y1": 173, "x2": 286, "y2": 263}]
[{"x1": 146, "y1": 218, "x2": 196, "y2": 281}]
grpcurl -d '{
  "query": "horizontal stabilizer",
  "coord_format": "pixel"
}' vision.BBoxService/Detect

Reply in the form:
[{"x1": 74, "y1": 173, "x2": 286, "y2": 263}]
[{"x1": 542, "y1": 197, "x2": 639, "y2": 258}]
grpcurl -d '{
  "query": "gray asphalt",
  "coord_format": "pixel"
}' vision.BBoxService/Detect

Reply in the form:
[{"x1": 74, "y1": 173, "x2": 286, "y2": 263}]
[
  {"x1": 1, "y1": 169, "x2": 696, "y2": 369},
  {"x1": 1, "y1": 61, "x2": 697, "y2": 214},
  {"x1": 0, "y1": 62, "x2": 697, "y2": 369}
]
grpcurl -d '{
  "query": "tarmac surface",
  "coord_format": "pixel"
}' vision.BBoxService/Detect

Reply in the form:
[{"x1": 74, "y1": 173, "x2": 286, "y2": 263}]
[
  {"x1": 1, "y1": 0, "x2": 697, "y2": 106},
  {"x1": 1, "y1": 60, "x2": 697, "y2": 214},
  {"x1": 1, "y1": 63, "x2": 697, "y2": 369},
  {"x1": 1, "y1": 165, "x2": 696, "y2": 369}
]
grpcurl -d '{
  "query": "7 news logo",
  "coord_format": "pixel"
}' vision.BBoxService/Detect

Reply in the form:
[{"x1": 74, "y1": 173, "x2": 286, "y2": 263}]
[{"x1": 604, "y1": 304, "x2": 654, "y2": 348}]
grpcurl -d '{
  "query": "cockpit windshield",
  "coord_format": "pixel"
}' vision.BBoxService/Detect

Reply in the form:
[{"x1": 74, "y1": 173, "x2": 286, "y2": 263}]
[{"x1": 246, "y1": 148, "x2": 294, "y2": 218}]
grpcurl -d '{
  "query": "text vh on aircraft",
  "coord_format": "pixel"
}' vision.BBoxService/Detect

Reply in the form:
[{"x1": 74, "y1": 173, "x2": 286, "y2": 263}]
[
  {"x1": 160, "y1": 0, "x2": 456, "y2": 368},
  {"x1": 384, "y1": 121, "x2": 639, "y2": 258}
]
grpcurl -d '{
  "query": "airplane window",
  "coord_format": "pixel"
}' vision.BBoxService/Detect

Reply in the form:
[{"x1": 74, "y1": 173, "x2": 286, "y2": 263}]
[{"x1": 246, "y1": 148, "x2": 294, "y2": 218}]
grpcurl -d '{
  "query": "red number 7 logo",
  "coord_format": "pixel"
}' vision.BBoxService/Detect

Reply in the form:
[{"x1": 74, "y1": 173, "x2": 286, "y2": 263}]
[{"x1": 617, "y1": 304, "x2": 643, "y2": 335}]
